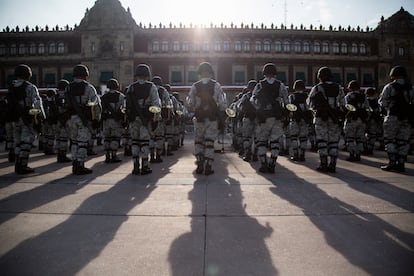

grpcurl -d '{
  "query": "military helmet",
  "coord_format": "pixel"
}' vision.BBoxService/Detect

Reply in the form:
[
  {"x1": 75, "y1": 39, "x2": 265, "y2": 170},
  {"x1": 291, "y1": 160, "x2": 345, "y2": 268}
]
[
  {"x1": 247, "y1": 80, "x2": 258, "y2": 91},
  {"x1": 347, "y1": 80, "x2": 360, "y2": 91},
  {"x1": 73, "y1": 64, "x2": 89, "y2": 78},
  {"x1": 57, "y1": 79, "x2": 69, "y2": 90},
  {"x1": 151, "y1": 76, "x2": 163, "y2": 86},
  {"x1": 14, "y1": 64, "x2": 32, "y2": 79},
  {"x1": 163, "y1": 84, "x2": 172, "y2": 93},
  {"x1": 389, "y1": 65, "x2": 407, "y2": 79},
  {"x1": 365, "y1": 87, "x2": 376, "y2": 96},
  {"x1": 107, "y1": 78, "x2": 119, "y2": 90},
  {"x1": 197, "y1": 62, "x2": 214, "y2": 75},
  {"x1": 262, "y1": 63, "x2": 277, "y2": 76},
  {"x1": 317, "y1": 66, "x2": 332, "y2": 81},
  {"x1": 47, "y1": 89, "x2": 57, "y2": 97},
  {"x1": 135, "y1": 64, "x2": 151, "y2": 78},
  {"x1": 293, "y1": 80, "x2": 306, "y2": 91}
]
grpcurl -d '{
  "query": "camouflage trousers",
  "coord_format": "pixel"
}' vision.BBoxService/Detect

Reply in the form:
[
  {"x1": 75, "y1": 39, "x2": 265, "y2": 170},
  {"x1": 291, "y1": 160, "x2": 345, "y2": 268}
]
[
  {"x1": 383, "y1": 115, "x2": 411, "y2": 157},
  {"x1": 194, "y1": 118, "x2": 218, "y2": 160},
  {"x1": 289, "y1": 119, "x2": 308, "y2": 151},
  {"x1": 365, "y1": 118, "x2": 383, "y2": 151},
  {"x1": 165, "y1": 120, "x2": 175, "y2": 147},
  {"x1": 129, "y1": 118, "x2": 151, "y2": 159},
  {"x1": 43, "y1": 121, "x2": 58, "y2": 150},
  {"x1": 13, "y1": 119, "x2": 35, "y2": 165},
  {"x1": 314, "y1": 117, "x2": 341, "y2": 157},
  {"x1": 242, "y1": 117, "x2": 256, "y2": 153},
  {"x1": 255, "y1": 117, "x2": 284, "y2": 159},
  {"x1": 56, "y1": 120, "x2": 70, "y2": 152},
  {"x1": 103, "y1": 118, "x2": 123, "y2": 151},
  {"x1": 69, "y1": 115, "x2": 91, "y2": 162},
  {"x1": 150, "y1": 120, "x2": 165, "y2": 151},
  {"x1": 343, "y1": 118, "x2": 366, "y2": 155},
  {"x1": 4, "y1": 121, "x2": 14, "y2": 150}
]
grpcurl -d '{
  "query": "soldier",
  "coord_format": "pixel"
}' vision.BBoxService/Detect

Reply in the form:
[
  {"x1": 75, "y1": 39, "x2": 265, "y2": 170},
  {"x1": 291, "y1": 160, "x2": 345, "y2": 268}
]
[
  {"x1": 187, "y1": 62, "x2": 227, "y2": 175},
  {"x1": 171, "y1": 91, "x2": 187, "y2": 148},
  {"x1": 125, "y1": 64, "x2": 161, "y2": 175},
  {"x1": 0, "y1": 92, "x2": 15, "y2": 162},
  {"x1": 364, "y1": 87, "x2": 383, "y2": 155},
  {"x1": 307, "y1": 66, "x2": 345, "y2": 173},
  {"x1": 288, "y1": 80, "x2": 312, "y2": 161},
  {"x1": 55, "y1": 79, "x2": 72, "y2": 163},
  {"x1": 379, "y1": 65, "x2": 414, "y2": 172},
  {"x1": 65, "y1": 64, "x2": 102, "y2": 175},
  {"x1": 343, "y1": 80, "x2": 370, "y2": 162},
  {"x1": 237, "y1": 80, "x2": 258, "y2": 162},
  {"x1": 101, "y1": 78, "x2": 125, "y2": 163},
  {"x1": 250, "y1": 63, "x2": 288, "y2": 173},
  {"x1": 42, "y1": 89, "x2": 59, "y2": 155},
  {"x1": 7, "y1": 64, "x2": 45, "y2": 174}
]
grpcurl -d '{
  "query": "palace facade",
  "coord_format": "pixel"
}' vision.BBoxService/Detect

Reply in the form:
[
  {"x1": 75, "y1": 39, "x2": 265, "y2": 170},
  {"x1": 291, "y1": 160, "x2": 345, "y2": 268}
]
[{"x1": 0, "y1": 0, "x2": 413, "y2": 94}]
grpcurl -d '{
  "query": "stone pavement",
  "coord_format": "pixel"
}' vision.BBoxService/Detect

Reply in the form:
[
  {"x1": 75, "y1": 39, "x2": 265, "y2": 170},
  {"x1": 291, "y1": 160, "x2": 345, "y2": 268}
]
[{"x1": 0, "y1": 135, "x2": 413, "y2": 276}]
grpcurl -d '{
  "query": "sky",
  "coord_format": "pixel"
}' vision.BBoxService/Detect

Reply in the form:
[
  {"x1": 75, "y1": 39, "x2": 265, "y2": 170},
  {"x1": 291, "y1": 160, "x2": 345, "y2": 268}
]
[{"x1": 0, "y1": 0, "x2": 413, "y2": 31}]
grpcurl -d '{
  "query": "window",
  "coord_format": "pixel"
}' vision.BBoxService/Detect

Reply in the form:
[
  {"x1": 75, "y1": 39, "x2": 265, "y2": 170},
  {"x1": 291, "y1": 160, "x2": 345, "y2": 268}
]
[
  {"x1": 171, "y1": 71, "x2": 182, "y2": 84},
  {"x1": 235, "y1": 41, "x2": 241, "y2": 52},
  {"x1": 313, "y1": 42, "x2": 320, "y2": 53},
  {"x1": 263, "y1": 40, "x2": 271, "y2": 52},
  {"x1": 44, "y1": 73, "x2": 56, "y2": 85},
  {"x1": 274, "y1": 41, "x2": 282, "y2": 53},
  {"x1": 202, "y1": 41, "x2": 209, "y2": 52},
  {"x1": 38, "y1": 43, "x2": 45, "y2": 54},
  {"x1": 18, "y1": 44, "x2": 26, "y2": 55},
  {"x1": 303, "y1": 41, "x2": 310, "y2": 53},
  {"x1": 188, "y1": 71, "x2": 198, "y2": 83},
  {"x1": 193, "y1": 42, "x2": 200, "y2": 52},
  {"x1": 332, "y1": 42, "x2": 339, "y2": 54},
  {"x1": 182, "y1": 41, "x2": 189, "y2": 52},
  {"x1": 398, "y1": 47, "x2": 404, "y2": 56},
  {"x1": 346, "y1": 73, "x2": 357, "y2": 83},
  {"x1": 0, "y1": 44, "x2": 6, "y2": 56},
  {"x1": 283, "y1": 41, "x2": 291, "y2": 53},
  {"x1": 295, "y1": 72, "x2": 306, "y2": 83},
  {"x1": 351, "y1": 43, "x2": 358, "y2": 54},
  {"x1": 255, "y1": 41, "x2": 262, "y2": 52},
  {"x1": 29, "y1": 43, "x2": 36, "y2": 55},
  {"x1": 278, "y1": 72, "x2": 287, "y2": 84},
  {"x1": 341, "y1": 43, "x2": 348, "y2": 54},
  {"x1": 48, "y1": 42, "x2": 56, "y2": 54},
  {"x1": 223, "y1": 41, "x2": 230, "y2": 52},
  {"x1": 322, "y1": 42, "x2": 329, "y2": 54},
  {"x1": 152, "y1": 41, "x2": 159, "y2": 52},
  {"x1": 360, "y1": 43, "x2": 366, "y2": 55},
  {"x1": 63, "y1": 73, "x2": 73, "y2": 82},
  {"x1": 243, "y1": 40, "x2": 250, "y2": 52},
  {"x1": 332, "y1": 73, "x2": 341, "y2": 84},
  {"x1": 161, "y1": 41, "x2": 169, "y2": 52},
  {"x1": 214, "y1": 41, "x2": 221, "y2": 51},
  {"x1": 173, "y1": 41, "x2": 180, "y2": 52},
  {"x1": 363, "y1": 73, "x2": 374, "y2": 86},
  {"x1": 10, "y1": 44, "x2": 17, "y2": 55},
  {"x1": 294, "y1": 41, "x2": 301, "y2": 53},
  {"x1": 234, "y1": 71, "x2": 245, "y2": 84},
  {"x1": 100, "y1": 72, "x2": 113, "y2": 83},
  {"x1": 57, "y1": 42, "x2": 65, "y2": 54}
]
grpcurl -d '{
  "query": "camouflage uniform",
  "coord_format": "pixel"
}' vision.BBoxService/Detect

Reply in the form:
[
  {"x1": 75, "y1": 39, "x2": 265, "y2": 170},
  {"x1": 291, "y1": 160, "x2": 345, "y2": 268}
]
[
  {"x1": 343, "y1": 81, "x2": 370, "y2": 161},
  {"x1": 307, "y1": 67, "x2": 345, "y2": 173},
  {"x1": 42, "y1": 89, "x2": 59, "y2": 155},
  {"x1": 66, "y1": 66, "x2": 102, "y2": 175},
  {"x1": 7, "y1": 66, "x2": 45, "y2": 174},
  {"x1": 0, "y1": 95, "x2": 15, "y2": 162},
  {"x1": 364, "y1": 88, "x2": 383, "y2": 154},
  {"x1": 55, "y1": 80, "x2": 71, "y2": 163},
  {"x1": 187, "y1": 62, "x2": 227, "y2": 175},
  {"x1": 101, "y1": 80, "x2": 126, "y2": 163},
  {"x1": 379, "y1": 66, "x2": 414, "y2": 172},
  {"x1": 126, "y1": 77, "x2": 161, "y2": 175},
  {"x1": 251, "y1": 69, "x2": 289, "y2": 173}
]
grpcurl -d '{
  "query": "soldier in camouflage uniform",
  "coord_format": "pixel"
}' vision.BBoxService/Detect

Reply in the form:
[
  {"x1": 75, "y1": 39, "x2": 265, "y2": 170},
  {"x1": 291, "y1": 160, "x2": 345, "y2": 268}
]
[
  {"x1": 42, "y1": 89, "x2": 59, "y2": 155},
  {"x1": 307, "y1": 66, "x2": 345, "y2": 173},
  {"x1": 250, "y1": 63, "x2": 288, "y2": 173},
  {"x1": 364, "y1": 87, "x2": 383, "y2": 155},
  {"x1": 0, "y1": 92, "x2": 15, "y2": 162},
  {"x1": 7, "y1": 64, "x2": 45, "y2": 174},
  {"x1": 187, "y1": 62, "x2": 227, "y2": 175},
  {"x1": 101, "y1": 78, "x2": 125, "y2": 163},
  {"x1": 379, "y1": 65, "x2": 414, "y2": 172},
  {"x1": 343, "y1": 80, "x2": 370, "y2": 162},
  {"x1": 288, "y1": 80, "x2": 312, "y2": 161},
  {"x1": 125, "y1": 64, "x2": 161, "y2": 175},
  {"x1": 55, "y1": 79, "x2": 72, "y2": 163},
  {"x1": 66, "y1": 64, "x2": 102, "y2": 175},
  {"x1": 237, "y1": 80, "x2": 257, "y2": 162}
]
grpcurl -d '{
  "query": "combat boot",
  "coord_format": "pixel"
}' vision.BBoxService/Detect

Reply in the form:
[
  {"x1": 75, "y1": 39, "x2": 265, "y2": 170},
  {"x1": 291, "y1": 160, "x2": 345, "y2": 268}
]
[
  {"x1": 204, "y1": 159, "x2": 214, "y2": 175},
  {"x1": 15, "y1": 158, "x2": 35, "y2": 175},
  {"x1": 242, "y1": 148, "x2": 252, "y2": 162},
  {"x1": 8, "y1": 149, "x2": 15, "y2": 163},
  {"x1": 57, "y1": 151, "x2": 71, "y2": 163},
  {"x1": 72, "y1": 160, "x2": 79, "y2": 174},
  {"x1": 290, "y1": 149, "x2": 299, "y2": 162},
  {"x1": 346, "y1": 153, "x2": 356, "y2": 162},
  {"x1": 195, "y1": 154, "x2": 204, "y2": 174},
  {"x1": 299, "y1": 149, "x2": 306, "y2": 161},
  {"x1": 327, "y1": 156, "x2": 337, "y2": 173},
  {"x1": 132, "y1": 158, "x2": 140, "y2": 175},
  {"x1": 316, "y1": 156, "x2": 328, "y2": 172},
  {"x1": 105, "y1": 151, "x2": 111, "y2": 163},
  {"x1": 110, "y1": 151, "x2": 122, "y2": 163},
  {"x1": 87, "y1": 148, "x2": 97, "y2": 156},
  {"x1": 166, "y1": 145, "x2": 174, "y2": 156},
  {"x1": 124, "y1": 145, "x2": 132, "y2": 156},
  {"x1": 267, "y1": 158, "x2": 276, "y2": 174},
  {"x1": 258, "y1": 155, "x2": 268, "y2": 173},
  {"x1": 76, "y1": 162, "x2": 92, "y2": 175},
  {"x1": 141, "y1": 158, "x2": 152, "y2": 175},
  {"x1": 381, "y1": 153, "x2": 397, "y2": 172},
  {"x1": 153, "y1": 149, "x2": 163, "y2": 163}
]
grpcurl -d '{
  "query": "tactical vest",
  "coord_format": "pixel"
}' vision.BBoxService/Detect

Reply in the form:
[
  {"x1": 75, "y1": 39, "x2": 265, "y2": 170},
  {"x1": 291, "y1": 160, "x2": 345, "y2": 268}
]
[
  {"x1": 367, "y1": 97, "x2": 381, "y2": 121},
  {"x1": 256, "y1": 79, "x2": 283, "y2": 119},
  {"x1": 127, "y1": 81, "x2": 152, "y2": 121},
  {"x1": 312, "y1": 82, "x2": 340, "y2": 120},
  {"x1": 240, "y1": 91, "x2": 256, "y2": 120},
  {"x1": 346, "y1": 91, "x2": 367, "y2": 120},
  {"x1": 101, "y1": 92, "x2": 122, "y2": 120},
  {"x1": 291, "y1": 92, "x2": 312, "y2": 123},
  {"x1": 7, "y1": 81, "x2": 30, "y2": 122},
  {"x1": 388, "y1": 82, "x2": 411, "y2": 120},
  {"x1": 66, "y1": 81, "x2": 87, "y2": 115},
  {"x1": 194, "y1": 80, "x2": 218, "y2": 121}
]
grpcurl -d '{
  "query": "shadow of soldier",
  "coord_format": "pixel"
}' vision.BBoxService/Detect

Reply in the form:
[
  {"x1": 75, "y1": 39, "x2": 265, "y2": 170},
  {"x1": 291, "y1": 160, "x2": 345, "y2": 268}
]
[
  {"x1": 168, "y1": 156, "x2": 278, "y2": 276},
  {"x1": 269, "y1": 164, "x2": 414, "y2": 275}
]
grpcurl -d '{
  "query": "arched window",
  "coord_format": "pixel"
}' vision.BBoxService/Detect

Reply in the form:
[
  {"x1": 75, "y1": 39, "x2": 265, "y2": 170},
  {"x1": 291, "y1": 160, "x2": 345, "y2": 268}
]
[
  {"x1": 341, "y1": 43, "x2": 348, "y2": 54},
  {"x1": 48, "y1": 42, "x2": 56, "y2": 54},
  {"x1": 0, "y1": 44, "x2": 6, "y2": 56},
  {"x1": 283, "y1": 40, "x2": 291, "y2": 53},
  {"x1": 223, "y1": 41, "x2": 230, "y2": 51},
  {"x1": 255, "y1": 40, "x2": 262, "y2": 52},
  {"x1": 182, "y1": 41, "x2": 189, "y2": 52},
  {"x1": 314, "y1": 41, "x2": 321, "y2": 53},
  {"x1": 38, "y1": 43, "x2": 45, "y2": 54},
  {"x1": 274, "y1": 41, "x2": 282, "y2": 53},
  {"x1": 294, "y1": 41, "x2": 301, "y2": 53},
  {"x1": 202, "y1": 41, "x2": 209, "y2": 52},
  {"x1": 152, "y1": 41, "x2": 159, "y2": 52},
  {"x1": 18, "y1": 43, "x2": 26, "y2": 55},
  {"x1": 57, "y1": 42, "x2": 65, "y2": 54},
  {"x1": 243, "y1": 40, "x2": 250, "y2": 52},
  {"x1": 173, "y1": 41, "x2": 180, "y2": 52},
  {"x1": 10, "y1": 44, "x2": 17, "y2": 55},
  {"x1": 351, "y1": 43, "x2": 358, "y2": 54},
  {"x1": 235, "y1": 41, "x2": 242, "y2": 52},
  {"x1": 332, "y1": 42, "x2": 339, "y2": 54},
  {"x1": 322, "y1": 42, "x2": 329, "y2": 54},
  {"x1": 29, "y1": 43, "x2": 37, "y2": 55},
  {"x1": 263, "y1": 40, "x2": 271, "y2": 52},
  {"x1": 214, "y1": 41, "x2": 221, "y2": 51},
  {"x1": 303, "y1": 41, "x2": 310, "y2": 53},
  {"x1": 161, "y1": 41, "x2": 169, "y2": 52},
  {"x1": 360, "y1": 43, "x2": 366, "y2": 55}
]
